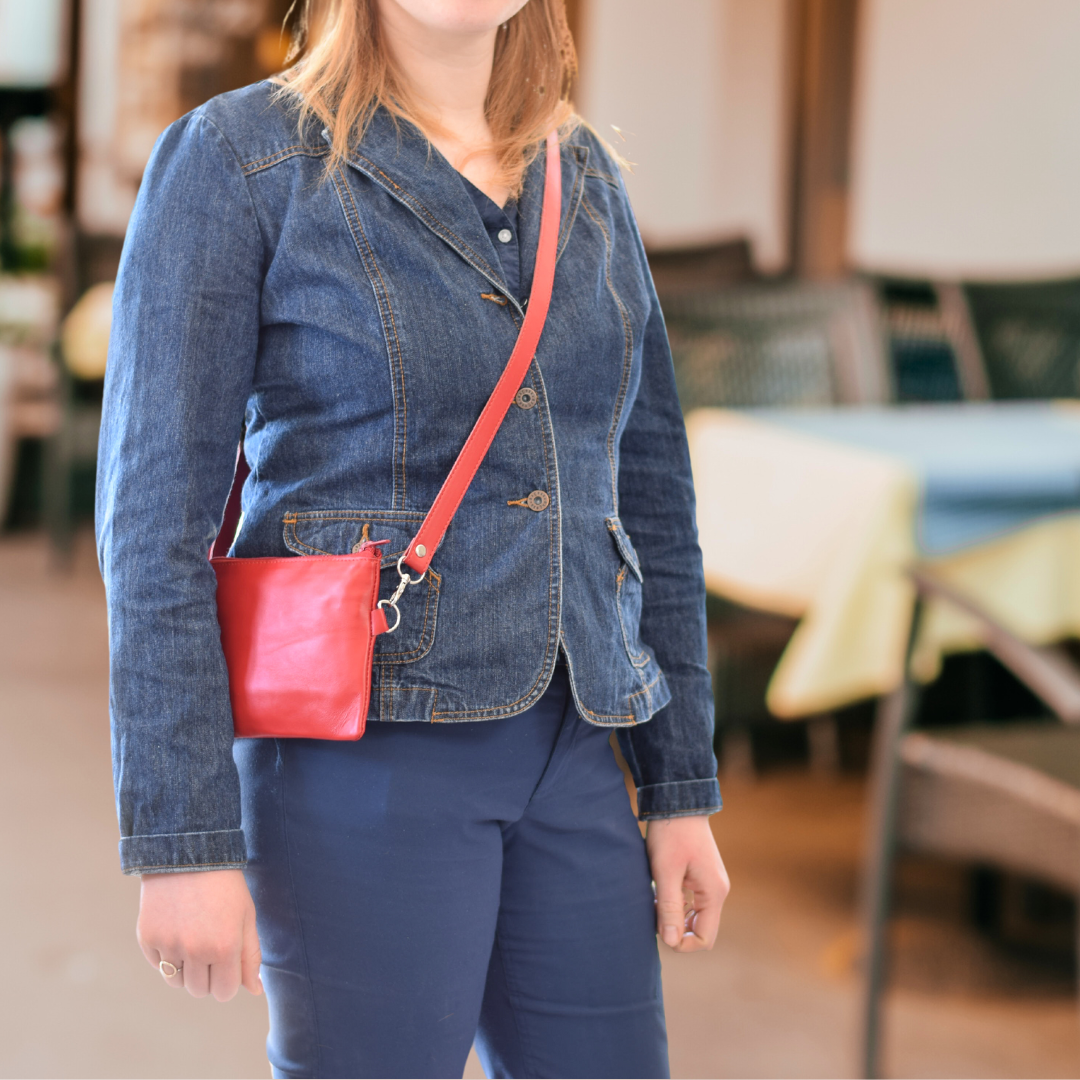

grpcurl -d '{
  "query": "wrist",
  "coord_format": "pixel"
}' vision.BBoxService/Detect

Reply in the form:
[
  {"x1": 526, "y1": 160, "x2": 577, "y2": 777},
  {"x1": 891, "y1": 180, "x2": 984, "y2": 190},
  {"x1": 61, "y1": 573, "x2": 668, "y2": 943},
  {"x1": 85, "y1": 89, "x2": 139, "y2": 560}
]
[{"x1": 646, "y1": 814, "x2": 713, "y2": 834}]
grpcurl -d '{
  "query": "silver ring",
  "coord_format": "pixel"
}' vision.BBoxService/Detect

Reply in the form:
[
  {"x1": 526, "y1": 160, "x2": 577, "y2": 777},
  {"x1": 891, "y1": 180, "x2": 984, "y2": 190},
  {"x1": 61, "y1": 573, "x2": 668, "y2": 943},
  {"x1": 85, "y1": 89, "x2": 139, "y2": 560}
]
[
  {"x1": 377, "y1": 597, "x2": 402, "y2": 633},
  {"x1": 158, "y1": 959, "x2": 182, "y2": 978},
  {"x1": 395, "y1": 551, "x2": 427, "y2": 585}
]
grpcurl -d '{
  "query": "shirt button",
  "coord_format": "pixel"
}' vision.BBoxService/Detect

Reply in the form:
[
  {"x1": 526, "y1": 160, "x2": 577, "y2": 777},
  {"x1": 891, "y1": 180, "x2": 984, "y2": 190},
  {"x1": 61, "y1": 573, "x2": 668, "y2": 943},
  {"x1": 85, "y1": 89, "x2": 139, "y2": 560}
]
[
  {"x1": 525, "y1": 490, "x2": 550, "y2": 512},
  {"x1": 497, "y1": 228, "x2": 513, "y2": 244},
  {"x1": 514, "y1": 387, "x2": 538, "y2": 409}
]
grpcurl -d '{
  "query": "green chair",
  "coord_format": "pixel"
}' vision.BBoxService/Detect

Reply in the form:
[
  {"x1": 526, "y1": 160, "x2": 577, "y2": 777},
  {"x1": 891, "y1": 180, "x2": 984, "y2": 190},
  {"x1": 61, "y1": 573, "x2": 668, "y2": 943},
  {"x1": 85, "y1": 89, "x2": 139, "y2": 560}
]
[
  {"x1": 877, "y1": 280, "x2": 989, "y2": 403},
  {"x1": 964, "y1": 277, "x2": 1080, "y2": 400},
  {"x1": 861, "y1": 569, "x2": 1080, "y2": 1077},
  {"x1": 876, "y1": 276, "x2": 1080, "y2": 404}
]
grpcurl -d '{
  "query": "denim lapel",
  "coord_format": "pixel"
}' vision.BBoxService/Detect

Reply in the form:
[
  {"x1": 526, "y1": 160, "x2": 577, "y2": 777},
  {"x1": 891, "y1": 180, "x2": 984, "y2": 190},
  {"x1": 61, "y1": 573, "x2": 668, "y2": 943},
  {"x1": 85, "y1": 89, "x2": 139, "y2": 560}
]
[{"x1": 342, "y1": 110, "x2": 586, "y2": 310}]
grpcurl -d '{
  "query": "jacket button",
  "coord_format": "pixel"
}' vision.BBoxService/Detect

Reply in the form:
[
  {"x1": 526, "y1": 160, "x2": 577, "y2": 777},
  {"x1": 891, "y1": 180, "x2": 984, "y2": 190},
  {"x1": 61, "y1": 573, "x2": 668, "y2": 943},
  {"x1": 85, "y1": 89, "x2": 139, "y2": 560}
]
[
  {"x1": 525, "y1": 490, "x2": 550, "y2": 511},
  {"x1": 514, "y1": 387, "x2": 538, "y2": 409}
]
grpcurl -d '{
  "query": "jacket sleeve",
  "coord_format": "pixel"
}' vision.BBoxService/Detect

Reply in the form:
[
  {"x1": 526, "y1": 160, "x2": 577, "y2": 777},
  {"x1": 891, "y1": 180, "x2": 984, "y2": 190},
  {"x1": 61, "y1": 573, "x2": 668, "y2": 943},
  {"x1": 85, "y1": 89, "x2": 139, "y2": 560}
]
[
  {"x1": 96, "y1": 110, "x2": 264, "y2": 873},
  {"x1": 613, "y1": 192, "x2": 722, "y2": 820}
]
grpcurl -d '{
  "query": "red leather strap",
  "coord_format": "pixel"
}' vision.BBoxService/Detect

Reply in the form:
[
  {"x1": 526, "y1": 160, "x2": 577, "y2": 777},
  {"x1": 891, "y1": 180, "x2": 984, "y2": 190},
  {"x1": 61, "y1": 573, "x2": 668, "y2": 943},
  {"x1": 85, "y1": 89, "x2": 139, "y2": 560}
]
[
  {"x1": 403, "y1": 130, "x2": 562, "y2": 575},
  {"x1": 213, "y1": 131, "x2": 562, "y2": 572}
]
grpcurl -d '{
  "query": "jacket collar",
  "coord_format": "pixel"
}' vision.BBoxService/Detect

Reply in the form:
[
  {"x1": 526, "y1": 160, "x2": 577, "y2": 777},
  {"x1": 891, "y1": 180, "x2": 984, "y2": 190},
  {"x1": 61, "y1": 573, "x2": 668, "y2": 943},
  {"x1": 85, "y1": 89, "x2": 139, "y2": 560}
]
[{"x1": 339, "y1": 109, "x2": 586, "y2": 310}]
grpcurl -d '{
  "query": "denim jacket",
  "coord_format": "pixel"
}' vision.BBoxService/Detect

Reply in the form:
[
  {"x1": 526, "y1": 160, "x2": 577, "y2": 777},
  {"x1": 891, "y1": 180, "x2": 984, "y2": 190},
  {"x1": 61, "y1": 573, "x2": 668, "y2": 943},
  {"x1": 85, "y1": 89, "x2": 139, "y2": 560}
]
[{"x1": 96, "y1": 82, "x2": 721, "y2": 875}]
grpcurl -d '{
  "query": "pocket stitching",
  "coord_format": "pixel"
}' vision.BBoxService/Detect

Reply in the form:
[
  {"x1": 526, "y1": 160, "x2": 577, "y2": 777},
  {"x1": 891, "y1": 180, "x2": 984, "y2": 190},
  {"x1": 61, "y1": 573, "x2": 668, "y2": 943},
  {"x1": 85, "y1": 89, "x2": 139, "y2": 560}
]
[
  {"x1": 376, "y1": 568, "x2": 441, "y2": 661},
  {"x1": 283, "y1": 520, "x2": 333, "y2": 556},
  {"x1": 605, "y1": 515, "x2": 643, "y2": 583},
  {"x1": 284, "y1": 511, "x2": 426, "y2": 566},
  {"x1": 616, "y1": 564, "x2": 650, "y2": 668},
  {"x1": 282, "y1": 511, "x2": 441, "y2": 664}
]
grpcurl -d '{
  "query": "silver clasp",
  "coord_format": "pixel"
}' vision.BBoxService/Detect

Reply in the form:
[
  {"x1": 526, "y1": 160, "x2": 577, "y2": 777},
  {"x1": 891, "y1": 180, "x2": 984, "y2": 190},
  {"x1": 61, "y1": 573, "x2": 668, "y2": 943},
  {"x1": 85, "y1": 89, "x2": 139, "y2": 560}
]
[{"x1": 377, "y1": 553, "x2": 427, "y2": 634}]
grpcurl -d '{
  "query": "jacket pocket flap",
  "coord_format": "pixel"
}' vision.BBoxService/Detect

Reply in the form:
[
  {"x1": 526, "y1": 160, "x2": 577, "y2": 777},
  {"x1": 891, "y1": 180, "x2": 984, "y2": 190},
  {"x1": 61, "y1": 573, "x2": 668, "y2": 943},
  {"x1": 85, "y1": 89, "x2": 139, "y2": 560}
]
[
  {"x1": 283, "y1": 509, "x2": 439, "y2": 665},
  {"x1": 606, "y1": 516, "x2": 643, "y2": 582},
  {"x1": 284, "y1": 509, "x2": 425, "y2": 568}
]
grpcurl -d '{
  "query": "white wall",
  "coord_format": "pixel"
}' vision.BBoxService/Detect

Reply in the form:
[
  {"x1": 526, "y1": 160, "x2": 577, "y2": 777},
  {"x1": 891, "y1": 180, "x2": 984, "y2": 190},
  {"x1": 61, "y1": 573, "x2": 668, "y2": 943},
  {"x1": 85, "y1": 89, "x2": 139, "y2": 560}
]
[
  {"x1": 0, "y1": 0, "x2": 66, "y2": 87},
  {"x1": 848, "y1": 0, "x2": 1080, "y2": 280},
  {"x1": 576, "y1": 0, "x2": 791, "y2": 270}
]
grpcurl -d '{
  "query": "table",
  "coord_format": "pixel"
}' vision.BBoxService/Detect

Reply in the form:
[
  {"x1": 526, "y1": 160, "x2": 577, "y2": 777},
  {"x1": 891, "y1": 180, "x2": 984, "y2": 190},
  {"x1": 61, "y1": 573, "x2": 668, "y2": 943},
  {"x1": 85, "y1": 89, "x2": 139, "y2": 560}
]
[{"x1": 686, "y1": 401, "x2": 1080, "y2": 717}]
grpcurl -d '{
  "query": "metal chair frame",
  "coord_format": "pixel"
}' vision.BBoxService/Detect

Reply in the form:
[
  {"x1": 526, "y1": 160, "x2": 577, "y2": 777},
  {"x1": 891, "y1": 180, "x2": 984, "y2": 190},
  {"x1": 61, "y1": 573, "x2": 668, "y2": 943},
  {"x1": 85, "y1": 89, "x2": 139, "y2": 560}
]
[{"x1": 860, "y1": 567, "x2": 1080, "y2": 1076}]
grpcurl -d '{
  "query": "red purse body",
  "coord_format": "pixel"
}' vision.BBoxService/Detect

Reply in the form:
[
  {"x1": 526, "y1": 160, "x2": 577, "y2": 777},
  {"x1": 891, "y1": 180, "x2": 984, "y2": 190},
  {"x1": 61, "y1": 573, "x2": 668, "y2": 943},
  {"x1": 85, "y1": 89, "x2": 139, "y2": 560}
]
[{"x1": 211, "y1": 133, "x2": 562, "y2": 740}]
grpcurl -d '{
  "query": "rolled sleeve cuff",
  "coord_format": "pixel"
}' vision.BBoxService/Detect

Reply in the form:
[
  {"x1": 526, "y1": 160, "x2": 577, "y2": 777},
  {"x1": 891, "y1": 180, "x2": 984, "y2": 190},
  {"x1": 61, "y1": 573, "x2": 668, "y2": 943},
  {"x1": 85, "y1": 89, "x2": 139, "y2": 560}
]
[
  {"x1": 636, "y1": 777, "x2": 722, "y2": 819},
  {"x1": 119, "y1": 828, "x2": 248, "y2": 875}
]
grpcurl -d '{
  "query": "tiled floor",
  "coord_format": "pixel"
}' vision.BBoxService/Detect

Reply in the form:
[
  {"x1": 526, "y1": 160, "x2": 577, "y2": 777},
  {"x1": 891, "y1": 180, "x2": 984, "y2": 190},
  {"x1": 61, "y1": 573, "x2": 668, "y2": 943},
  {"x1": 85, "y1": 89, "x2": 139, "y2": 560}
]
[{"x1": 1, "y1": 532, "x2": 1077, "y2": 1079}]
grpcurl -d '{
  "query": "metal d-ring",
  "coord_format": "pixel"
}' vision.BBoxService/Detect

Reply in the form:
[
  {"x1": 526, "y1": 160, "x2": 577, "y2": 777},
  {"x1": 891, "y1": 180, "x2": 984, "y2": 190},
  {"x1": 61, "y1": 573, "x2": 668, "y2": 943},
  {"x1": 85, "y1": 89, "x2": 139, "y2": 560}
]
[
  {"x1": 377, "y1": 597, "x2": 402, "y2": 634},
  {"x1": 377, "y1": 553, "x2": 428, "y2": 634}
]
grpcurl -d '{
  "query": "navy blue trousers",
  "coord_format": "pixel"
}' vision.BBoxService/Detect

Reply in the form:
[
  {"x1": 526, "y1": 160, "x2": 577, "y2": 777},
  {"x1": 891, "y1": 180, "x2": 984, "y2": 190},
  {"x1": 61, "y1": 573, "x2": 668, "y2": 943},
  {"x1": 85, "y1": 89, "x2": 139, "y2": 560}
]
[{"x1": 235, "y1": 666, "x2": 669, "y2": 1079}]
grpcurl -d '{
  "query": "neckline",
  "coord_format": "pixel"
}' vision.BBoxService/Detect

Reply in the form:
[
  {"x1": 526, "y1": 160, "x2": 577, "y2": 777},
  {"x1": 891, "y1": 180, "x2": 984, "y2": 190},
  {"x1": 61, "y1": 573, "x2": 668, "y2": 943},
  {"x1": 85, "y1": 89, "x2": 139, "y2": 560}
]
[{"x1": 459, "y1": 171, "x2": 515, "y2": 215}]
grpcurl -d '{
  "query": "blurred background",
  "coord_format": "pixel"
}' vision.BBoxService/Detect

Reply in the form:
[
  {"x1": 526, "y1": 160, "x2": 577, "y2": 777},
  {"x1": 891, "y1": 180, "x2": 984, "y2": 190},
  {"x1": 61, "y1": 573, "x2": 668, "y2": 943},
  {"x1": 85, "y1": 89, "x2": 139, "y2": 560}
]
[{"x1": 3, "y1": 1, "x2": 1080, "y2": 1077}]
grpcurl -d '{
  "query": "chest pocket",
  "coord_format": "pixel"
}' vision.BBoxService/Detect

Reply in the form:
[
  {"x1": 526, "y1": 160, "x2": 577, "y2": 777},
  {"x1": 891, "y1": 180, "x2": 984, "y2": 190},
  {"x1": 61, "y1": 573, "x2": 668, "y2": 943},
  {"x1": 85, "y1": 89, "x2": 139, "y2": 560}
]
[{"x1": 283, "y1": 509, "x2": 440, "y2": 664}]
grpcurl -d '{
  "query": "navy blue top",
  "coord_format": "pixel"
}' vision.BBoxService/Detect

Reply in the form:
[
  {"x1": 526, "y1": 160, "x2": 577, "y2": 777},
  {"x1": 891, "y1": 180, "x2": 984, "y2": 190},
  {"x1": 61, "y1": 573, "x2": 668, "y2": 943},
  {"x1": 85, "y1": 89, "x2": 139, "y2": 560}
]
[{"x1": 462, "y1": 175, "x2": 521, "y2": 300}]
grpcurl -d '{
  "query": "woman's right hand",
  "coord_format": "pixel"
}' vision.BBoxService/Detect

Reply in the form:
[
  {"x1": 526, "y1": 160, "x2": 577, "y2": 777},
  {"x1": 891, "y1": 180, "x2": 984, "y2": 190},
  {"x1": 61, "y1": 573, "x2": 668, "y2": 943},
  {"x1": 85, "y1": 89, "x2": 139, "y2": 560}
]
[{"x1": 137, "y1": 868, "x2": 263, "y2": 1001}]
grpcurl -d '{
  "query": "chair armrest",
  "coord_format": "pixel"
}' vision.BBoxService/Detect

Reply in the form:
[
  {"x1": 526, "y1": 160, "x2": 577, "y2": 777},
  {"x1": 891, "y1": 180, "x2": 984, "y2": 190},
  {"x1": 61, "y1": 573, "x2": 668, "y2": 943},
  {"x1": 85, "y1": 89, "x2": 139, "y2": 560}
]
[{"x1": 910, "y1": 566, "x2": 1080, "y2": 723}]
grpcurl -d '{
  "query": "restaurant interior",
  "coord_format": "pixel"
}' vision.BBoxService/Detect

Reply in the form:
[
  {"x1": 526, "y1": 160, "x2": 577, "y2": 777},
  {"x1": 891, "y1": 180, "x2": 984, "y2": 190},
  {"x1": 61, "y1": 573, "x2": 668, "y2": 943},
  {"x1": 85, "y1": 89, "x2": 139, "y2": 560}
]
[{"x1": 3, "y1": 0, "x2": 1080, "y2": 1077}]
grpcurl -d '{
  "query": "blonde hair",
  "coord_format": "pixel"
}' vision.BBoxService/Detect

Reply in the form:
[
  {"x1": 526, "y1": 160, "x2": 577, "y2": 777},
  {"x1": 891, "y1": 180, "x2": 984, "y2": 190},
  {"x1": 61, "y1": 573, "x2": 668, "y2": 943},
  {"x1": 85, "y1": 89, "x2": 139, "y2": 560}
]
[{"x1": 274, "y1": 0, "x2": 578, "y2": 194}]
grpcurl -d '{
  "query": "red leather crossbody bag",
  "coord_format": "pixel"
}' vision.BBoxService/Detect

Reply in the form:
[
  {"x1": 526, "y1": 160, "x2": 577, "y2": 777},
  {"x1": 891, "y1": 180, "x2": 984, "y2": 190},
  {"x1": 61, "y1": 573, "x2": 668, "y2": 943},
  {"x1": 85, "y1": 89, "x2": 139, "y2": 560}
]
[{"x1": 210, "y1": 132, "x2": 562, "y2": 740}]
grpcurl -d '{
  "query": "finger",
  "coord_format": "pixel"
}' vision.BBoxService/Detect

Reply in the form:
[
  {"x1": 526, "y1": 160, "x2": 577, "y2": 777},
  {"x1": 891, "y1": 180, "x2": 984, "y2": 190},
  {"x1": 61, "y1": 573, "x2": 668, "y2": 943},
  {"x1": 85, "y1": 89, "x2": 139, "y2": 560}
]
[
  {"x1": 674, "y1": 932, "x2": 709, "y2": 953},
  {"x1": 159, "y1": 958, "x2": 187, "y2": 988},
  {"x1": 696, "y1": 892, "x2": 725, "y2": 948},
  {"x1": 209, "y1": 955, "x2": 242, "y2": 1003},
  {"x1": 141, "y1": 942, "x2": 187, "y2": 989},
  {"x1": 138, "y1": 938, "x2": 161, "y2": 970},
  {"x1": 183, "y1": 958, "x2": 211, "y2": 999},
  {"x1": 240, "y1": 913, "x2": 264, "y2": 996},
  {"x1": 675, "y1": 865, "x2": 729, "y2": 952},
  {"x1": 653, "y1": 870, "x2": 689, "y2": 950},
  {"x1": 678, "y1": 897, "x2": 722, "y2": 952}
]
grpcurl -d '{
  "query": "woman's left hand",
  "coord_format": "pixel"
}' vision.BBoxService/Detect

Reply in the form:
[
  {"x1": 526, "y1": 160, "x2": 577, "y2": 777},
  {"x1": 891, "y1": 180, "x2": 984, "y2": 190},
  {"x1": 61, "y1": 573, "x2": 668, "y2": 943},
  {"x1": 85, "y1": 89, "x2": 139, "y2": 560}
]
[{"x1": 645, "y1": 815, "x2": 730, "y2": 952}]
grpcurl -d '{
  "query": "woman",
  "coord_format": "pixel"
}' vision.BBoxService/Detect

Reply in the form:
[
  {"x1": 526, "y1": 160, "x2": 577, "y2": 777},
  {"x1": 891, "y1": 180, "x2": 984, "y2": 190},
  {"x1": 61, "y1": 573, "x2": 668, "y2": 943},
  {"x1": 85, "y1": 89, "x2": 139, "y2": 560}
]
[{"x1": 97, "y1": 0, "x2": 729, "y2": 1076}]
